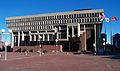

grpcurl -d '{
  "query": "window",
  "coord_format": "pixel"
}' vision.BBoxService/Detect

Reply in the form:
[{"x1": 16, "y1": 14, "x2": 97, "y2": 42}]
[
  {"x1": 64, "y1": 15, "x2": 66, "y2": 18},
  {"x1": 68, "y1": 26, "x2": 72, "y2": 36},
  {"x1": 71, "y1": 14, "x2": 74, "y2": 18},
  {"x1": 69, "y1": 14, "x2": 72, "y2": 18},
  {"x1": 74, "y1": 26, "x2": 77, "y2": 36},
  {"x1": 74, "y1": 14, "x2": 76, "y2": 18},
  {"x1": 95, "y1": 13, "x2": 99, "y2": 17},
  {"x1": 44, "y1": 34, "x2": 47, "y2": 41}
]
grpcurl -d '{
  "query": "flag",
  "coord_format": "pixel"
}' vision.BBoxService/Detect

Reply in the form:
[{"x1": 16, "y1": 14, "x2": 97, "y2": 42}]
[
  {"x1": 112, "y1": 16, "x2": 117, "y2": 21},
  {"x1": 99, "y1": 13, "x2": 105, "y2": 22},
  {"x1": 105, "y1": 18, "x2": 110, "y2": 22},
  {"x1": 99, "y1": 13, "x2": 105, "y2": 19}
]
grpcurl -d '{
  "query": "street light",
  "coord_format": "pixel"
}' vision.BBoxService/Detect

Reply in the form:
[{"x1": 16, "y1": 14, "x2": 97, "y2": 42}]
[
  {"x1": 52, "y1": 33, "x2": 55, "y2": 45},
  {"x1": 39, "y1": 35, "x2": 42, "y2": 56},
  {"x1": 55, "y1": 39, "x2": 58, "y2": 52}
]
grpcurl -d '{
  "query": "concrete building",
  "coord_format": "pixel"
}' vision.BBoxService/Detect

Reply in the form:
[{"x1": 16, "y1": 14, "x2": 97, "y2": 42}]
[{"x1": 6, "y1": 9, "x2": 104, "y2": 53}]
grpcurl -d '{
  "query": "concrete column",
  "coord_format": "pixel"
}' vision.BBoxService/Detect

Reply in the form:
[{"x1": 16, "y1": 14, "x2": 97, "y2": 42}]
[
  {"x1": 72, "y1": 26, "x2": 74, "y2": 37},
  {"x1": 54, "y1": 27, "x2": 58, "y2": 39},
  {"x1": 34, "y1": 35, "x2": 36, "y2": 41},
  {"x1": 77, "y1": 23, "x2": 80, "y2": 37},
  {"x1": 29, "y1": 31, "x2": 32, "y2": 41},
  {"x1": 94, "y1": 25, "x2": 97, "y2": 53},
  {"x1": 95, "y1": 24, "x2": 101, "y2": 54},
  {"x1": 18, "y1": 32, "x2": 20, "y2": 46},
  {"x1": 59, "y1": 26, "x2": 61, "y2": 30},
  {"x1": 84, "y1": 25, "x2": 87, "y2": 51},
  {"x1": 11, "y1": 32, "x2": 14, "y2": 48},
  {"x1": 22, "y1": 31, "x2": 24, "y2": 41}
]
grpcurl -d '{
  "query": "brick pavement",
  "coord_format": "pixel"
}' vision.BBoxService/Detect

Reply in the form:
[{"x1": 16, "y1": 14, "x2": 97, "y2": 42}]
[{"x1": 0, "y1": 52, "x2": 120, "y2": 71}]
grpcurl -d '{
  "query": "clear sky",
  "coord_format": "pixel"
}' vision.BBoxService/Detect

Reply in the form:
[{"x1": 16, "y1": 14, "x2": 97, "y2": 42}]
[{"x1": 0, "y1": 0, "x2": 120, "y2": 44}]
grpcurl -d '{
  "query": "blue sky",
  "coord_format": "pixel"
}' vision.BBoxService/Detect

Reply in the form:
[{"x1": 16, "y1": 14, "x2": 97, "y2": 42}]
[{"x1": 0, "y1": 0, "x2": 120, "y2": 43}]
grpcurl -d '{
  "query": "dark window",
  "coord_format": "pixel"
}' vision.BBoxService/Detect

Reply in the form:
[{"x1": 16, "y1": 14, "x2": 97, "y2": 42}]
[
  {"x1": 69, "y1": 15, "x2": 72, "y2": 18},
  {"x1": 84, "y1": 14, "x2": 86, "y2": 17},
  {"x1": 87, "y1": 18, "x2": 89, "y2": 22},
  {"x1": 95, "y1": 13, "x2": 99, "y2": 17},
  {"x1": 79, "y1": 14, "x2": 82, "y2": 18},
  {"x1": 49, "y1": 34, "x2": 53, "y2": 40},
  {"x1": 64, "y1": 15, "x2": 66, "y2": 18},
  {"x1": 72, "y1": 14, "x2": 74, "y2": 18},
  {"x1": 44, "y1": 34, "x2": 47, "y2": 41},
  {"x1": 74, "y1": 26, "x2": 78, "y2": 36},
  {"x1": 74, "y1": 14, "x2": 77, "y2": 18},
  {"x1": 68, "y1": 26, "x2": 72, "y2": 37}
]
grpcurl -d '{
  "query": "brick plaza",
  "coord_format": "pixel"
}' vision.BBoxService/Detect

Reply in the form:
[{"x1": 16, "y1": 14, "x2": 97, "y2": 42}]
[{"x1": 0, "y1": 52, "x2": 120, "y2": 71}]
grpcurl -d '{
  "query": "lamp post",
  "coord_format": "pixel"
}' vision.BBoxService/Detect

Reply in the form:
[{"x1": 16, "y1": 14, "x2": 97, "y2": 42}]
[
  {"x1": 52, "y1": 33, "x2": 55, "y2": 45},
  {"x1": 53, "y1": 27, "x2": 58, "y2": 52},
  {"x1": 39, "y1": 35, "x2": 42, "y2": 56},
  {"x1": 55, "y1": 39, "x2": 58, "y2": 52}
]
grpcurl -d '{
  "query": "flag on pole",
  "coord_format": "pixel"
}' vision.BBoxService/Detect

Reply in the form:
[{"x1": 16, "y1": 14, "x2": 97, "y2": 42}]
[
  {"x1": 99, "y1": 13, "x2": 105, "y2": 19},
  {"x1": 105, "y1": 18, "x2": 110, "y2": 22},
  {"x1": 112, "y1": 16, "x2": 117, "y2": 21},
  {"x1": 99, "y1": 13, "x2": 105, "y2": 22}
]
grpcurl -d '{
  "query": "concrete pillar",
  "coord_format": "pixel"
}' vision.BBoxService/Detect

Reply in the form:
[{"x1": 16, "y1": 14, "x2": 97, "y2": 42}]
[
  {"x1": 18, "y1": 32, "x2": 20, "y2": 46},
  {"x1": 11, "y1": 32, "x2": 14, "y2": 48},
  {"x1": 72, "y1": 26, "x2": 74, "y2": 37},
  {"x1": 22, "y1": 31, "x2": 24, "y2": 41},
  {"x1": 77, "y1": 23, "x2": 80, "y2": 37},
  {"x1": 29, "y1": 31, "x2": 32, "y2": 41},
  {"x1": 59, "y1": 26, "x2": 61, "y2": 30},
  {"x1": 84, "y1": 25, "x2": 87, "y2": 51},
  {"x1": 95, "y1": 24, "x2": 101, "y2": 54},
  {"x1": 94, "y1": 25, "x2": 97, "y2": 53},
  {"x1": 34, "y1": 35, "x2": 36, "y2": 41}
]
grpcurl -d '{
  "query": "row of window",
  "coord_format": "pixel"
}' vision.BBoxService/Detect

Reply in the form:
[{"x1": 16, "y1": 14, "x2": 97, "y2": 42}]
[
  {"x1": 30, "y1": 33, "x2": 67, "y2": 40},
  {"x1": 7, "y1": 12, "x2": 101, "y2": 23},
  {"x1": 13, "y1": 25, "x2": 54, "y2": 31},
  {"x1": 8, "y1": 18, "x2": 100, "y2": 27}
]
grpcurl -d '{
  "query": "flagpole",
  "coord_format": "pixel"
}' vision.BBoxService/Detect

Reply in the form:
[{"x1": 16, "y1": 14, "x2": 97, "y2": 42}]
[
  {"x1": 110, "y1": 20, "x2": 112, "y2": 45},
  {"x1": 104, "y1": 20, "x2": 106, "y2": 52}
]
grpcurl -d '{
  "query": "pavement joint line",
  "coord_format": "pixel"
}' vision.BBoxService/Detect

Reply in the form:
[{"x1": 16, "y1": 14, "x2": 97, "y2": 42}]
[
  {"x1": 1, "y1": 55, "x2": 40, "y2": 61},
  {"x1": 0, "y1": 53, "x2": 68, "y2": 61}
]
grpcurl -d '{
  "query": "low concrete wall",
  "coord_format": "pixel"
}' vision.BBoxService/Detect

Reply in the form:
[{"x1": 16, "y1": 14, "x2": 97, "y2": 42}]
[{"x1": 13, "y1": 45, "x2": 63, "y2": 53}]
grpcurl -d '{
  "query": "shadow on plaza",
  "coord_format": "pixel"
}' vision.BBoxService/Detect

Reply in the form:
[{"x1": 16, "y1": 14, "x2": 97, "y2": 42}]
[
  {"x1": 99, "y1": 49, "x2": 120, "y2": 60},
  {"x1": 101, "y1": 54, "x2": 120, "y2": 60},
  {"x1": 72, "y1": 50, "x2": 120, "y2": 60}
]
